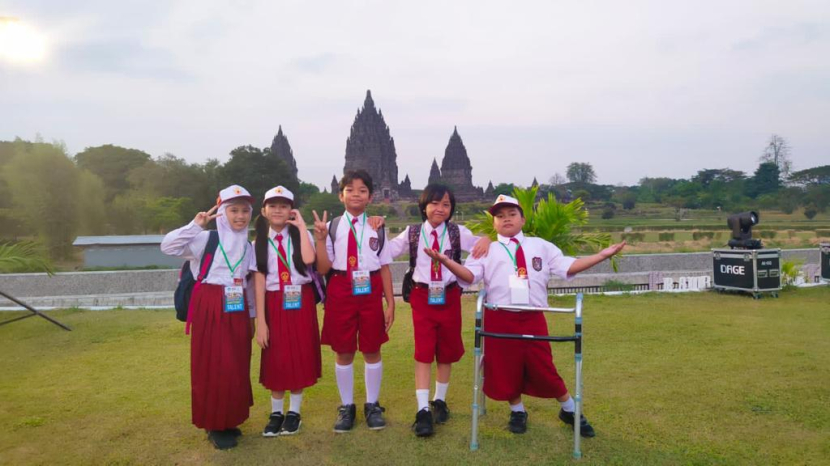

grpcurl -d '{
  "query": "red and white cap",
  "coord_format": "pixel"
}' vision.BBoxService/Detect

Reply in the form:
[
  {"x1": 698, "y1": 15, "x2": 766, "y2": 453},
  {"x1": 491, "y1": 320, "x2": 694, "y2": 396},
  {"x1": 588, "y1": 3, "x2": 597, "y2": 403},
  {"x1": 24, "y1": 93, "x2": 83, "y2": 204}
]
[
  {"x1": 216, "y1": 185, "x2": 255, "y2": 206},
  {"x1": 488, "y1": 194, "x2": 523, "y2": 215},
  {"x1": 262, "y1": 185, "x2": 295, "y2": 206}
]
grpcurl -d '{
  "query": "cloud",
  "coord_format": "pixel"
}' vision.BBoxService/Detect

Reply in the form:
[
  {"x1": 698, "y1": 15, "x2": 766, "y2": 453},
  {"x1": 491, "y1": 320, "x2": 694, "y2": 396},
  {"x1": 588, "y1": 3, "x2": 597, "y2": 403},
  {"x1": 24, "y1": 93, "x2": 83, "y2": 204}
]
[
  {"x1": 59, "y1": 38, "x2": 192, "y2": 81},
  {"x1": 290, "y1": 53, "x2": 338, "y2": 73}
]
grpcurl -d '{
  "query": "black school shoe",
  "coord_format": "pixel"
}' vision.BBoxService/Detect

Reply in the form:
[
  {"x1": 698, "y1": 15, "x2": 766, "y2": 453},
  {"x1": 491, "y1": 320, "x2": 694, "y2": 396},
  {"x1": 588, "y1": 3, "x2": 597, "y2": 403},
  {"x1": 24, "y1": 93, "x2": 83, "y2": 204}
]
[
  {"x1": 412, "y1": 408, "x2": 434, "y2": 437},
  {"x1": 364, "y1": 402, "x2": 387, "y2": 430},
  {"x1": 430, "y1": 399, "x2": 450, "y2": 424},
  {"x1": 226, "y1": 427, "x2": 242, "y2": 437},
  {"x1": 334, "y1": 404, "x2": 357, "y2": 433},
  {"x1": 263, "y1": 412, "x2": 285, "y2": 437},
  {"x1": 558, "y1": 409, "x2": 596, "y2": 438},
  {"x1": 508, "y1": 410, "x2": 528, "y2": 434},
  {"x1": 280, "y1": 411, "x2": 302, "y2": 436},
  {"x1": 207, "y1": 429, "x2": 238, "y2": 450}
]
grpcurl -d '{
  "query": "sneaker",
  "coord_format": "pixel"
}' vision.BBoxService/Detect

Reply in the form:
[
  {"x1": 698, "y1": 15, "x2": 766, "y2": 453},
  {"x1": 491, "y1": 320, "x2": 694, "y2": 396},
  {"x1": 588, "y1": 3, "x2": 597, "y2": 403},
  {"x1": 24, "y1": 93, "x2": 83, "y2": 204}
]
[
  {"x1": 207, "y1": 429, "x2": 238, "y2": 450},
  {"x1": 508, "y1": 410, "x2": 528, "y2": 434},
  {"x1": 430, "y1": 399, "x2": 450, "y2": 424},
  {"x1": 558, "y1": 409, "x2": 596, "y2": 438},
  {"x1": 412, "y1": 408, "x2": 434, "y2": 437},
  {"x1": 280, "y1": 411, "x2": 302, "y2": 436},
  {"x1": 364, "y1": 401, "x2": 387, "y2": 430},
  {"x1": 263, "y1": 412, "x2": 285, "y2": 437},
  {"x1": 334, "y1": 404, "x2": 357, "y2": 433}
]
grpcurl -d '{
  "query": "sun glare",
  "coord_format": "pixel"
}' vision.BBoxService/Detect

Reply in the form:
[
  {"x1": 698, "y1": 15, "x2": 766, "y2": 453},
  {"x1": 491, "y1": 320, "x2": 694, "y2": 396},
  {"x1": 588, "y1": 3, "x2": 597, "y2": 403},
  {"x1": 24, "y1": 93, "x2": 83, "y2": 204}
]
[{"x1": 0, "y1": 17, "x2": 48, "y2": 64}]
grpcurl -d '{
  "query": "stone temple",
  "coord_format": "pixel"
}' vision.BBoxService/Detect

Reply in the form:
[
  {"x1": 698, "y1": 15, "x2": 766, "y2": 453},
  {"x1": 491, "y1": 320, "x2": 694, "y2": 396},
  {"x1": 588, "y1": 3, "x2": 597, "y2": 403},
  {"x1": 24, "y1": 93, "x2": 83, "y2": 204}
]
[
  {"x1": 331, "y1": 90, "x2": 486, "y2": 201},
  {"x1": 270, "y1": 125, "x2": 298, "y2": 179}
]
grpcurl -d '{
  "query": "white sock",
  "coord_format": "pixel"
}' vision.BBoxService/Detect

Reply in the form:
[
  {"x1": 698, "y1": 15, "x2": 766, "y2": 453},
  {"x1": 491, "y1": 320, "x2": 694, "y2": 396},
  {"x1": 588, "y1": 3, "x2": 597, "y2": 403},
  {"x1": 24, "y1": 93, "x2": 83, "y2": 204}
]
[
  {"x1": 416, "y1": 389, "x2": 430, "y2": 411},
  {"x1": 335, "y1": 363, "x2": 354, "y2": 406},
  {"x1": 289, "y1": 392, "x2": 303, "y2": 414},
  {"x1": 271, "y1": 396, "x2": 284, "y2": 414},
  {"x1": 365, "y1": 361, "x2": 383, "y2": 404},
  {"x1": 434, "y1": 381, "x2": 449, "y2": 401},
  {"x1": 559, "y1": 397, "x2": 575, "y2": 413},
  {"x1": 510, "y1": 401, "x2": 525, "y2": 413}
]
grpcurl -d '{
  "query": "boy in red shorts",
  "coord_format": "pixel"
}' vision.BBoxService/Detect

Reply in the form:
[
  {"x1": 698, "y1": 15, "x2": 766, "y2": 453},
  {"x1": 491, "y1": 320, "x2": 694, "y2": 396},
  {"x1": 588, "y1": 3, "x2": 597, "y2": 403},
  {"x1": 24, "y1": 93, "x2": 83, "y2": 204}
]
[
  {"x1": 425, "y1": 194, "x2": 625, "y2": 437},
  {"x1": 313, "y1": 169, "x2": 395, "y2": 432}
]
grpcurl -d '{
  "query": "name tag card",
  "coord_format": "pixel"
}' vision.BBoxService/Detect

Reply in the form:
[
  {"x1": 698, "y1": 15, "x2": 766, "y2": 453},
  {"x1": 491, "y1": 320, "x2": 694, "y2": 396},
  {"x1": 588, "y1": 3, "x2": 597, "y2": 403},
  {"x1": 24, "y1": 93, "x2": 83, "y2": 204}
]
[
  {"x1": 508, "y1": 274, "x2": 530, "y2": 305},
  {"x1": 223, "y1": 286, "x2": 245, "y2": 313},
  {"x1": 352, "y1": 270, "x2": 371, "y2": 295},
  {"x1": 428, "y1": 281, "x2": 446, "y2": 306},
  {"x1": 282, "y1": 284, "x2": 302, "y2": 310}
]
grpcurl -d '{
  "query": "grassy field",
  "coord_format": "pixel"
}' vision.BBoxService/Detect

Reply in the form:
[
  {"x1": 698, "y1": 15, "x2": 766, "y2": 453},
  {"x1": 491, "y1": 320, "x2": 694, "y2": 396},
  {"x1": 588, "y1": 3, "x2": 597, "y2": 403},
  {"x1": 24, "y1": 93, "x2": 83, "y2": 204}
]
[{"x1": 2, "y1": 288, "x2": 829, "y2": 465}]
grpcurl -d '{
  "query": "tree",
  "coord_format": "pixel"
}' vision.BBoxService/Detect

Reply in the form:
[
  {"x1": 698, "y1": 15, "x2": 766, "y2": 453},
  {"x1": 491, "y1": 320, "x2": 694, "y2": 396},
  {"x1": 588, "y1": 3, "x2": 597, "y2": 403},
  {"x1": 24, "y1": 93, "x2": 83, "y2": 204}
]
[
  {"x1": 759, "y1": 134, "x2": 793, "y2": 179},
  {"x1": 747, "y1": 162, "x2": 781, "y2": 198},
  {"x1": 692, "y1": 168, "x2": 745, "y2": 187},
  {"x1": 2, "y1": 141, "x2": 80, "y2": 258},
  {"x1": 127, "y1": 153, "x2": 215, "y2": 210},
  {"x1": 548, "y1": 173, "x2": 567, "y2": 186},
  {"x1": 296, "y1": 181, "x2": 320, "y2": 206},
  {"x1": 219, "y1": 146, "x2": 299, "y2": 202},
  {"x1": 492, "y1": 183, "x2": 515, "y2": 196},
  {"x1": 566, "y1": 162, "x2": 597, "y2": 184},
  {"x1": 788, "y1": 165, "x2": 830, "y2": 186},
  {"x1": 75, "y1": 145, "x2": 152, "y2": 201},
  {"x1": 299, "y1": 192, "x2": 343, "y2": 221}
]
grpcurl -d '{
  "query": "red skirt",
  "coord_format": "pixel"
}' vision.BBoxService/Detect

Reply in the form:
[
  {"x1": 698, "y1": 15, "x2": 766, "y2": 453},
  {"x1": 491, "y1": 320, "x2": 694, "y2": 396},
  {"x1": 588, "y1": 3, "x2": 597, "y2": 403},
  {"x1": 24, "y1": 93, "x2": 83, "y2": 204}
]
[
  {"x1": 259, "y1": 284, "x2": 322, "y2": 391},
  {"x1": 482, "y1": 308, "x2": 568, "y2": 401},
  {"x1": 189, "y1": 284, "x2": 253, "y2": 430}
]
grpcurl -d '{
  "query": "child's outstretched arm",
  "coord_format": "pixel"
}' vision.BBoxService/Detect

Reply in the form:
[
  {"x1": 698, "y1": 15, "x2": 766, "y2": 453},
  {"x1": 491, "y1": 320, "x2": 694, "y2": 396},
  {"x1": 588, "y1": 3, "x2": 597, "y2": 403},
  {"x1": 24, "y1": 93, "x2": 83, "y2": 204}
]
[
  {"x1": 312, "y1": 210, "x2": 332, "y2": 274},
  {"x1": 380, "y1": 264, "x2": 395, "y2": 333},
  {"x1": 423, "y1": 248, "x2": 475, "y2": 284},
  {"x1": 567, "y1": 241, "x2": 626, "y2": 276},
  {"x1": 254, "y1": 272, "x2": 269, "y2": 349}
]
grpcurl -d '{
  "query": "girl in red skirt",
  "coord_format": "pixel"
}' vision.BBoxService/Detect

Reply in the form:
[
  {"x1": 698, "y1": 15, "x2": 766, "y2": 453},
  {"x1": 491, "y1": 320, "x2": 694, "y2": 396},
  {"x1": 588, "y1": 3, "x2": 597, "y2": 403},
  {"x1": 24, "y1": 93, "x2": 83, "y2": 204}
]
[
  {"x1": 162, "y1": 185, "x2": 257, "y2": 450},
  {"x1": 253, "y1": 186, "x2": 320, "y2": 436}
]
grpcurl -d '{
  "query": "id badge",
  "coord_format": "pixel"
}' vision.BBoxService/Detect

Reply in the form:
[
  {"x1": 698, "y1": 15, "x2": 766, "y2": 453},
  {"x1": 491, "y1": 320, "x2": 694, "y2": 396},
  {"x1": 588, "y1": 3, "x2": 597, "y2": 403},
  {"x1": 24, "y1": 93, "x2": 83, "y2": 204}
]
[
  {"x1": 282, "y1": 284, "x2": 302, "y2": 310},
  {"x1": 223, "y1": 285, "x2": 245, "y2": 313},
  {"x1": 428, "y1": 281, "x2": 446, "y2": 306},
  {"x1": 508, "y1": 274, "x2": 530, "y2": 305},
  {"x1": 352, "y1": 270, "x2": 371, "y2": 295}
]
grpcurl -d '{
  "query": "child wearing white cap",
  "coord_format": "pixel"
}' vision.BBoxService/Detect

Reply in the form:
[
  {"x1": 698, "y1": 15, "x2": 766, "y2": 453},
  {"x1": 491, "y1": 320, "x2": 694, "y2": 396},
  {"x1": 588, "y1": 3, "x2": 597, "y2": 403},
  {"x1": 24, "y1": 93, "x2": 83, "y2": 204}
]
[
  {"x1": 424, "y1": 194, "x2": 625, "y2": 438},
  {"x1": 160, "y1": 185, "x2": 258, "y2": 450},
  {"x1": 252, "y1": 186, "x2": 320, "y2": 437}
]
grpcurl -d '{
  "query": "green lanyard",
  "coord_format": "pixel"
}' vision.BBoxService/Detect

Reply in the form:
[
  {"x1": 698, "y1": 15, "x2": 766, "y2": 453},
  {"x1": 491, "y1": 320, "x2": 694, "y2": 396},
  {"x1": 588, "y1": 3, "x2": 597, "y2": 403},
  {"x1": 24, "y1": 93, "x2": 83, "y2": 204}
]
[
  {"x1": 499, "y1": 239, "x2": 521, "y2": 271},
  {"x1": 218, "y1": 242, "x2": 246, "y2": 278},
  {"x1": 345, "y1": 212, "x2": 366, "y2": 256},
  {"x1": 268, "y1": 234, "x2": 292, "y2": 271},
  {"x1": 421, "y1": 223, "x2": 447, "y2": 258}
]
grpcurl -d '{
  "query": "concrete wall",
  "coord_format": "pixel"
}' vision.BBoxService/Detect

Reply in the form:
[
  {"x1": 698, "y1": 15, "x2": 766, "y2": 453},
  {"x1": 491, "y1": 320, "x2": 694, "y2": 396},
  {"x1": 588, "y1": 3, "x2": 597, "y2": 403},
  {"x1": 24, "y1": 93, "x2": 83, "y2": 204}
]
[
  {"x1": 0, "y1": 249, "x2": 821, "y2": 309},
  {"x1": 81, "y1": 245, "x2": 182, "y2": 268}
]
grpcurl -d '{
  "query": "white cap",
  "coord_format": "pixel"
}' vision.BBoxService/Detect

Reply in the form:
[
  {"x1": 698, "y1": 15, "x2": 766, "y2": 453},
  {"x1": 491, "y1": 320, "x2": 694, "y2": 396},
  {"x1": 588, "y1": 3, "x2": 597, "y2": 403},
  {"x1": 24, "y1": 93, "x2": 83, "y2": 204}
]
[
  {"x1": 488, "y1": 194, "x2": 523, "y2": 215},
  {"x1": 262, "y1": 185, "x2": 295, "y2": 206},
  {"x1": 216, "y1": 185, "x2": 255, "y2": 206}
]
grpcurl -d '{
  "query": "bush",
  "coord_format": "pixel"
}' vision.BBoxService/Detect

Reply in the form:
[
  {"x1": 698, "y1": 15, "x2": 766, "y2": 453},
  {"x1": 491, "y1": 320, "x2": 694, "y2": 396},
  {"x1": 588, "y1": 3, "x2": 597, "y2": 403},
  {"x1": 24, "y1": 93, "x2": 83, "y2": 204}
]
[
  {"x1": 601, "y1": 207, "x2": 615, "y2": 219},
  {"x1": 816, "y1": 229, "x2": 830, "y2": 239},
  {"x1": 602, "y1": 279, "x2": 634, "y2": 292},
  {"x1": 658, "y1": 232, "x2": 675, "y2": 242},
  {"x1": 621, "y1": 232, "x2": 645, "y2": 243},
  {"x1": 804, "y1": 205, "x2": 818, "y2": 220},
  {"x1": 759, "y1": 230, "x2": 777, "y2": 239},
  {"x1": 692, "y1": 231, "x2": 715, "y2": 241}
]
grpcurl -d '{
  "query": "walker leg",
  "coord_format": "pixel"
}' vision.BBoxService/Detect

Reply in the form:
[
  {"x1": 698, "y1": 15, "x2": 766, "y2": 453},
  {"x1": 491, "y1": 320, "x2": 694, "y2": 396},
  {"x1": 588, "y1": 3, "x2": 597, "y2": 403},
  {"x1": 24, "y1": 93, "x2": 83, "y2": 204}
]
[{"x1": 573, "y1": 293, "x2": 583, "y2": 459}]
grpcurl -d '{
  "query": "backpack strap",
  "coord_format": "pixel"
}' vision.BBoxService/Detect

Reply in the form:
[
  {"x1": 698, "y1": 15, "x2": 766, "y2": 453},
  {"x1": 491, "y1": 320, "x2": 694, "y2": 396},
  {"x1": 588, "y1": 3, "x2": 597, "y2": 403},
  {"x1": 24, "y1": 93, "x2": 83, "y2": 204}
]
[
  {"x1": 448, "y1": 222, "x2": 462, "y2": 264},
  {"x1": 407, "y1": 224, "x2": 420, "y2": 268},
  {"x1": 328, "y1": 215, "x2": 342, "y2": 259},
  {"x1": 376, "y1": 224, "x2": 385, "y2": 256},
  {"x1": 198, "y1": 230, "x2": 220, "y2": 282}
]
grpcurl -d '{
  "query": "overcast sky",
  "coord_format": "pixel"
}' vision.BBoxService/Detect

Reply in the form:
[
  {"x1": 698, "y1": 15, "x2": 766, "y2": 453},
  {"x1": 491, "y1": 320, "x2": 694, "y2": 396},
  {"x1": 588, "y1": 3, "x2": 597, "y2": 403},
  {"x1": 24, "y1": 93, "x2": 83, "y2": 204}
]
[{"x1": 2, "y1": 0, "x2": 828, "y2": 190}]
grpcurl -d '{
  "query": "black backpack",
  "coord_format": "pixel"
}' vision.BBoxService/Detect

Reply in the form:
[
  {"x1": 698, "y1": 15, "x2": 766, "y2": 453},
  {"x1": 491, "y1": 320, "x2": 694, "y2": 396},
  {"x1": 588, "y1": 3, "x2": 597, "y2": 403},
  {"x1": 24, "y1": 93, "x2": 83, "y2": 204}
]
[
  {"x1": 174, "y1": 231, "x2": 219, "y2": 322},
  {"x1": 401, "y1": 222, "x2": 462, "y2": 302}
]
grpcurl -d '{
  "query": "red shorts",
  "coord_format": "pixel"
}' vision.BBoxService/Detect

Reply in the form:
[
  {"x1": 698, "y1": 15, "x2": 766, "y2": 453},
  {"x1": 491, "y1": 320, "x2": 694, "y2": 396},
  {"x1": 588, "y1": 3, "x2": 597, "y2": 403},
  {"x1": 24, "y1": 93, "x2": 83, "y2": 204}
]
[
  {"x1": 410, "y1": 284, "x2": 464, "y2": 364},
  {"x1": 482, "y1": 308, "x2": 568, "y2": 401},
  {"x1": 259, "y1": 285, "x2": 322, "y2": 392},
  {"x1": 321, "y1": 272, "x2": 389, "y2": 354}
]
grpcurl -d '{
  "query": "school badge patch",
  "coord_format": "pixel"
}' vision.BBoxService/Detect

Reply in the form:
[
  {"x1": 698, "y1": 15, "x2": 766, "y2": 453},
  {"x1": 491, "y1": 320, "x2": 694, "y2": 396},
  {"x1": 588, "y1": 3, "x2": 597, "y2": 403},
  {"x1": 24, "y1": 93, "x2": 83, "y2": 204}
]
[
  {"x1": 532, "y1": 257, "x2": 543, "y2": 271},
  {"x1": 444, "y1": 249, "x2": 452, "y2": 257},
  {"x1": 369, "y1": 237, "x2": 379, "y2": 251}
]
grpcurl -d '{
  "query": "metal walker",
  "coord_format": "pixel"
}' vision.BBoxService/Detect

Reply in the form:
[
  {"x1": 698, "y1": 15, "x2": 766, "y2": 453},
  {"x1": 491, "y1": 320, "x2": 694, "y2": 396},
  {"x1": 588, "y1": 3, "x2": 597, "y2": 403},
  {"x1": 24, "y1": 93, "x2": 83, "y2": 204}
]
[{"x1": 470, "y1": 290, "x2": 584, "y2": 459}]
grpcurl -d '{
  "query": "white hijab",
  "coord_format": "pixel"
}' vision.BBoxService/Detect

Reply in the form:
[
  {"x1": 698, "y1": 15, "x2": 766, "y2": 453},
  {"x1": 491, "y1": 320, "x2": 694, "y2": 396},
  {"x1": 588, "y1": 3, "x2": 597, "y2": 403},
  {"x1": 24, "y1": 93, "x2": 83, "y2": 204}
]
[{"x1": 215, "y1": 200, "x2": 251, "y2": 271}]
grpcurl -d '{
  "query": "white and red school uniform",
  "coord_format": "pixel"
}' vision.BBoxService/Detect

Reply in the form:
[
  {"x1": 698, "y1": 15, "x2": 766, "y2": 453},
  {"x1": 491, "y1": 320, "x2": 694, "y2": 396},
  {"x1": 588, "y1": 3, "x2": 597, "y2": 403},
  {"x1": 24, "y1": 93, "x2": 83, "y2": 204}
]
[
  {"x1": 320, "y1": 212, "x2": 392, "y2": 354},
  {"x1": 161, "y1": 216, "x2": 257, "y2": 431},
  {"x1": 388, "y1": 221, "x2": 479, "y2": 364},
  {"x1": 459, "y1": 231, "x2": 576, "y2": 401},
  {"x1": 258, "y1": 226, "x2": 322, "y2": 392}
]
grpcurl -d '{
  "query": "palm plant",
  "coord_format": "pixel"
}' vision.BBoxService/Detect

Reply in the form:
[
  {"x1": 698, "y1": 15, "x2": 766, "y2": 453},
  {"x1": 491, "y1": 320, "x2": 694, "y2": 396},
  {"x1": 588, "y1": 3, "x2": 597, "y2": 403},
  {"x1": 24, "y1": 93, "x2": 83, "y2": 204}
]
[
  {"x1": 466, "y1": 186, "x2": 619, "y2": 271},
  {"x1": 0, "y1": 241, "x2": 55, "y2": 275}
]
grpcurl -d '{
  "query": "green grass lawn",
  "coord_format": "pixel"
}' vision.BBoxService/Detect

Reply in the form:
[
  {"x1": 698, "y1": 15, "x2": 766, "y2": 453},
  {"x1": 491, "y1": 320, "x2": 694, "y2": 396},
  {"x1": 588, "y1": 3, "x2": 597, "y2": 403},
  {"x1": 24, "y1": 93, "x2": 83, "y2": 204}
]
[{"x1": 2, "y1": 288, "x2": 829, "y2": 465}]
